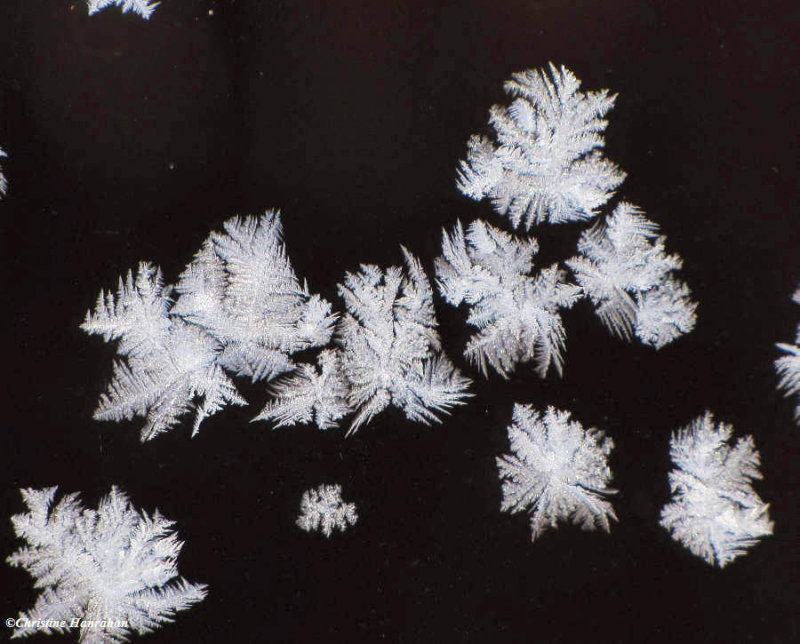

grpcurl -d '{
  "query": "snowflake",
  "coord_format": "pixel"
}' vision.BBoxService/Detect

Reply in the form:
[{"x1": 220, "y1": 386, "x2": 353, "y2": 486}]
[
  {"x1": 86, "y1": 0, "x2": 160, "y2": 19},
  {"x1": 775, "y1": 285, "x2": 800, "y2": 421},
  {"x1": 457, "y1": 64, "x2": 625, "y2": 229},
  {"x1": 496, "y1": 405, "x2": 617, "y2": 541},
  {"x1": 435, "y1": 219, "x2": 581, "y2": 378},
  {"x1": 296, "y1": 484, "x2": 358, "y2": 538},
  {"x1": 565, "y1": 202, "x2": 696, "y2": 348},
  {"x1": 6, "y1": 486, "x2": 207, "y2": 642},
  {"x1": 81, "y1": 262, "x2": 246, "y2": 441},
  {"x1": 660, "y1": 412, "x2": 773, "y2": 567}
]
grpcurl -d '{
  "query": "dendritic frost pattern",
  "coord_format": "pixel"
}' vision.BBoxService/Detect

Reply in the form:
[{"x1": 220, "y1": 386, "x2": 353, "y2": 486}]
[
  {"x1": 457, "y1": 64, "x2": 625, "y2": 229},
  {"x1": 81, "y1": 263, "x2": 246, "y2": 441},
  {"x1": 497, "y1": 405, "x2": 616, "y2": 541},
  {"x1": 659, "y1": 412, "x2": 773, "y2": 567},
  {"x1": 775, "y1": 285, "x2": 800, "y2": 421},
  {"x1": 0, "y1": 146, "x2": 7, "y2": 197},
  {"x1": 435, "y1": 219, "x2": 581, "y2": 378},
  {"x1": 254, "y1": 349, "x2": 351, "y2": 430},
  {"x1": 173, "y1": 212, "x2": 336, "y2": 382},
  {"x1": 86, "y1": 0, "x2": 159, "y2": 19},
  {"x1": 297, "y1": 484, "x2": 358, "y2": 537},
  {"x1": 7, "y1": 486, "x2": 207, "y2": 642},
  {"x1": 566, "y1": 202, "x2": 696, "y2": 348},
  {"x1": 336, "y1": 249, "x2": 471, "y2": 434}
]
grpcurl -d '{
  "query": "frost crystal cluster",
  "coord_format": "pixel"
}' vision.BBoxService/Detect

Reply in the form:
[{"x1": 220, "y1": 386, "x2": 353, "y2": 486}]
[
  {"x1": 82, "y1": 211, "x2": 333, "y2": 440},
  {"x1": 457, "y1": 64, "x2": 625, "y2": 229},
  {"x1": 297, "y1": 484, "x2": 358, "y2": 537},
  {"x1": 259, "y1": 249, "x2": 471, "y2": 434},
  {"x1": 0, "y1": 146, "x2": 7, "y2": 197},
  {"x1": 496, "y1": 405, "x2": 616, "y2": 541},
  {"x1": 775, "y1": 285, "x2": 800, "y2": 421},
  {"x1": 566, "y1": 202, "x2": 697, "y2": 348},
  {"x1": 435, "y1": 219, "x2": 581, "y2": 378},
  {"x1": 7, "y1": 486, "x2": 207, "y2": 642},
  {"x1": 660, "y1": 412, "x2": 773, "y2": 567},
  {"x1": 86, "y1": 0, "x2": 160, "y2": 19}
]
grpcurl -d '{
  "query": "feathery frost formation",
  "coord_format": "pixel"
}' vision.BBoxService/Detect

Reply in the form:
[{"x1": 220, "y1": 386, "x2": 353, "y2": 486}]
[
  {"x1": 435, "y1": 220, "x2": 581, "y2": 378},
  {"x1": 0, "y1": 146, "x2": 7, "y2": 197},
  {"x1": 775, "y1": 285, "x2": 800, "y2": 421},
  {"x1": 297, "y1": 484, "x2": 358, "y2": 537},
  {"x1": 261, "y1": 250, "x2": 471, "y2": 434},
  {"x1": 86, "y1": 0, "x2": 159, "y2": 19},
  {"x1": 82, "y1": 211, "x2": 334, "y2": 440},
  {"x1": 7, "y1": 486, "x2": 207, "y2": 642},
  {"x1": 173, "y1": 213, "x2": 336, "y2": 382},
  {"x1": 81, "y1": 263, "x2": 246, "y2": 441},
  {"x1": 660, "y1": 413, "x2": 773, "y2": 567},
  {"x1": 497, "y1": 405, "x2": 616, "y2": 541},
  {"x1": 566, "y1": 202, "x2": 697, "y2": 348},
  {"x1": 457, "y1": 64, "x2": 625, "y2": 229}
]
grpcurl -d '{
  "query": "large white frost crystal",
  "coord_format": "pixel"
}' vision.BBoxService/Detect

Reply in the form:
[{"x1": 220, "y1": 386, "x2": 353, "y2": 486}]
[
  {"x1": 775, "y1": 285, "x2": 800, "y2": 421},
  {"x1": 496, "y1": 405, "x2": 617, "y2": 541},
  {"x1": 7, "y1": 486, "x2": 207, "y2": 642},
  {"x1": 86, "y1": 0, "x2": 159, "y2": 19},
  {"x1": 435, "y1": 219, "x2": 581, "y2": 378},
  {"x1": 660, "y1": 412, "x2": 773, "y2": 567},
  {"x1": 457, "y1": 64, "x2": 625, "y2": 229}
]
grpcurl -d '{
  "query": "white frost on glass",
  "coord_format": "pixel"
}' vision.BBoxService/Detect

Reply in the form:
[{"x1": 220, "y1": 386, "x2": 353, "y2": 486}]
[
  {"x1": 496, "y1": 405, "x2": 616, "y2": 541},
  {"x1": 336, "y1": 249, "x2": 471, "y2": 434},
  {"x1": 660, "y1": 412, "x2": 773, "y2": 567},
  {"x1": 81, "y1": 262, "x2": 246, "y2": 441},
  {"x1": 254, "y1": 349, "x2": 351, "y2": 430},
  {"x1": 435, "y1": 219, "x2": 581, "y2": 378},
  {"x1": 173, "y1": 212, "x2": 336, "y2": 382},
  {"x1": 6, "y1": 486, "x2": 207, "y2": 642},
  {"x1": 775, "y1": 285, "x2": 800, "y2": 421},
  {"x1": 457, "y1": 64, "x2": 625, "y2": 229},
  {"x1": 297, "y1": 484, "x2": 358, "y2": 538},
  {"x1": 0, "y1": 147, "x2": 7, "y2": 197},
  {"x1": 86, "y1": 0, "x2": 159, "y2": 19},
  {"x1": 566, "y1": 202, "x2": 696, "y2": 348}
]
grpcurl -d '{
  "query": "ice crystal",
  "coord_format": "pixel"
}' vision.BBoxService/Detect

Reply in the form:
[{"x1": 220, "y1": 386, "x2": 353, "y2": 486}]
[
  {"x1": 496, "y1": 405, "x2": 616, "y2": 541},
  {"x1": 660, "y1": 412, "x2": 773, "y2": 567},
  {"x1": 297, "y1": 484, "x2": 358, "y2": 537},
  {"x1": 775, "y1": 285, "x2": 800, "y2": 421},
  {"x1": 457, "y1": 64, "x2": 625, "y2": 229},
  {"x1": 81, "y1": 262, "x2": 246, "y2": 441},
  {"x1": 86, "y1": 0, "x2": 159, "y2": 19},
  {"x1": 566, "y1": 202, "x2": 696, "y2": 348},
  {"x1": 6, "y1": 486, "x2": 206, "y2": 642},
  {"x1": 435, "y1": 219, "x2": 581, "y2": 378},
  {"x1": 0, "y1": 146, "x2": 7, "y2": 197}
]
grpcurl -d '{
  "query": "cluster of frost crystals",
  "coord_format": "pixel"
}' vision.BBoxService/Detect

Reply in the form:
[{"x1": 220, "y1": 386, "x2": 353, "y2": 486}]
[
  {"x1": 457, "y1": 64, "x2": 625, "y2": 229},
  {"x1": 254, "y1": 349, "x2": 351, "y2": 430},
  {"x1": 6, "y1": 486, "x2": 207, "y2": 642},
  {"x1": 81, "y1": 262, "x2": 246, "y2": 441},
  {"x1": 775, "y1": 285, "x2": 800, "y2": 421},
  {"x1": 660, "y1": 412, "x2": 773, "y2": 567},
  {"x1": 173, "y1": 212, "x2": 336, "y2": 382},
  {"x1": 86, "y1": 0, "x2": 159, "y2": 19},
  {"x1": 336, "y1": 249, "x2": 471, "y2": 434},
  {"x1": 497, "y1": 405, "x2": 616, "y2": 541},
  {"x1": 566, "y1": 202, "x2": 697, "y2": 348},
  {"x1": 0, "y1": 146, "x2": 7, "y2": 197},
  {"x1": 297, "y1": 484, "x2": 358, "y2": 538},
  {"x1": 435, "y1": 219, "x2": 581, "y2": 378}
]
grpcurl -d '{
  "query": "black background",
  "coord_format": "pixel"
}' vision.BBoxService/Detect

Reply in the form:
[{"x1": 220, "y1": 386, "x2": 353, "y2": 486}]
[{"x1": 0, "y1": 0, "x2": 797, "y2": 641}]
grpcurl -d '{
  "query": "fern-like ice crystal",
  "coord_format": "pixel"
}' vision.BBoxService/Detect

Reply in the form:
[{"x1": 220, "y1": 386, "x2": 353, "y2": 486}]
[
  {"x1": 775, "y1": 285, "x2": 800, "y2": 421},
  {"x1": 659, "y1": 412, "x2": 773, "y2": 567},
  {"x1": 6, "y1": 486, "x2": 207, "y2": 642},
  {"x1": 297, "y1": 484, "x2": 358, "y2": 537},
  {"x1": 496, "y1": 405, "x2": 617, "y2": 541},
  {"x1": 458, "y1": 64, "x2": 625, "y2": 229},
  {"x1": 566, "y1": 202, "x2": 697, "y2": 348},
  {"x1": 86, "y1": 0, "x2": 159, "y2": 19},
  {"x1": 435, "y1": 219, "x2": 581, "y2": 378}
]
